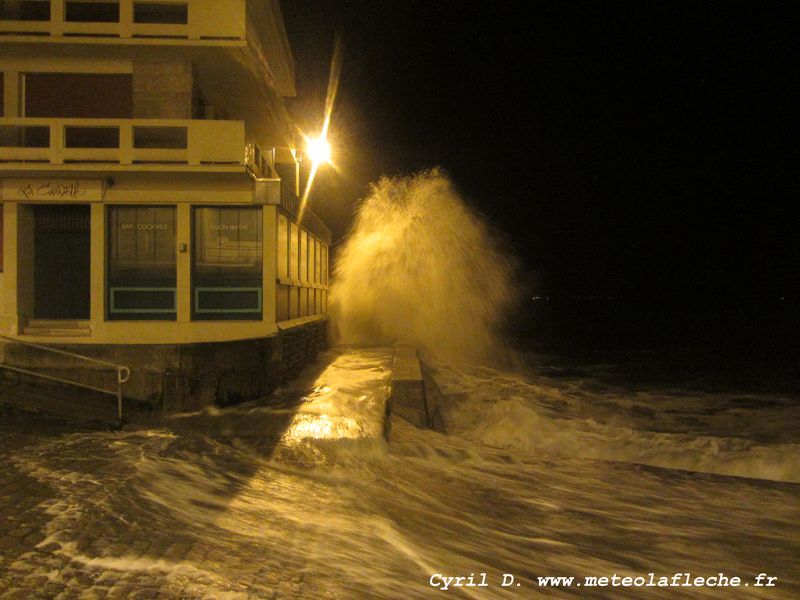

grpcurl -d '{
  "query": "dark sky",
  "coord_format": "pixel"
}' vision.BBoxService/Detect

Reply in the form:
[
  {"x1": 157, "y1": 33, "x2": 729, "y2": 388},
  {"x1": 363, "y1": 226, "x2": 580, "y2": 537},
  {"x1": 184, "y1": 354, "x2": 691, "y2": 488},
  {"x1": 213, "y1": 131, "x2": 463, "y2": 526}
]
[{"x1": 282, "y1": 1, "x2": 797, "y2": 299}]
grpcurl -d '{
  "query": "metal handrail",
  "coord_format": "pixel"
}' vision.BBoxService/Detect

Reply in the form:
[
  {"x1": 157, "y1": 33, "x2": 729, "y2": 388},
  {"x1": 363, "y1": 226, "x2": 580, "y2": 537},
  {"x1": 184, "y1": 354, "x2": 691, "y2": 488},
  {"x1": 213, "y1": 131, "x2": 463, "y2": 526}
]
[{"x1": 0, "y1": 334, "x2": 131, "y2": 423}]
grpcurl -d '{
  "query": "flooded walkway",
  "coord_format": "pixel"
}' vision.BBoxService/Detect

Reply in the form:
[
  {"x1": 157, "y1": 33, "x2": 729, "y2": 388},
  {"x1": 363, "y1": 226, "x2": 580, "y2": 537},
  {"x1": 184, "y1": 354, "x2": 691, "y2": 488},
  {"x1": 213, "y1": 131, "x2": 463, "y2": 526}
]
[
  {"x1": 1, "y1": 346, "x2": 798, "y2": 599},
  {"x1": 0, "y1": 346, "x2": 393, "y2": 599}
]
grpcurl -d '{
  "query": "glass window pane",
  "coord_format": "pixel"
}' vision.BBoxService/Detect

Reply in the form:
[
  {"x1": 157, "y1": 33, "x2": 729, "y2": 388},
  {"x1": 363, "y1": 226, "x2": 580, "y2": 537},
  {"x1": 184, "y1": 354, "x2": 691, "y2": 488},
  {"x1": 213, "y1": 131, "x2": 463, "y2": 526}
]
[
  {"x1": 290, "y1": 287, "x2": 299, "y2": 319},
  {"x1": 277, "y1": 213, "x2": 288, "y2": 280},
  {"x1": 290, "y1": 222, "x2": 299, "y2": 280},
  {"x1": 276, "y1": 284, "x2": 289, "y2": 322},
  {"x1": 322, "y1": 245, "x2": 328, "y2": 286},
  {"x1": 107, "y1": 205, "x2": 176, "y2": 320},
  {"x1": 300, "y1": 230, "x2": 308, "y2": 283},
  {"x1": 192, "y1": 206, "x2": 262, "y2": 320},
  {"x1": 299, "y1": 287, "x2": 307, "y2": 317},
  {"x1": 314, "y1": 239, "x2": 321, "y2": 284}
]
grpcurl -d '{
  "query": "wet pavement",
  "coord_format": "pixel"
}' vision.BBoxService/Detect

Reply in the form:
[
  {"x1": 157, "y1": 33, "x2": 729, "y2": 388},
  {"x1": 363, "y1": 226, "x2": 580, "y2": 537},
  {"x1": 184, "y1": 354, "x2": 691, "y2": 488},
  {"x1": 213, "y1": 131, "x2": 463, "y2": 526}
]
[
  {"x1": 0, "y1": 347, "x2": 393, "y2": 599},
  {"x1": 2, "y1": 346, "x2": 799, "y2": 599}
]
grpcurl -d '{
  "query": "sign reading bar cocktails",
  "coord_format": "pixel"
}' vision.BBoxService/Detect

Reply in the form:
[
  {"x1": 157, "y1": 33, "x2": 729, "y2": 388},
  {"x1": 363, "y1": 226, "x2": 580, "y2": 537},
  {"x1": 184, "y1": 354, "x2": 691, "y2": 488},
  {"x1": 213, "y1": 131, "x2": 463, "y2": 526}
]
[{"x1": 1, "y1": 179, "x2": 107, "y2": 201}]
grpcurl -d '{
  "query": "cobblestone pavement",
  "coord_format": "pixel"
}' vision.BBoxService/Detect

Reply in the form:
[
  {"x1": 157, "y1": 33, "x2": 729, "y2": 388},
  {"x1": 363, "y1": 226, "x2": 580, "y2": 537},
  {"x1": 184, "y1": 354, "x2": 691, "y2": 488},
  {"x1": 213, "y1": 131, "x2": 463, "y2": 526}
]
[
  {"x1": 0, "y1": 411, "x2": 311, "y2": 599},
  {"x1": 0, "y1": 347, "x2": 394, "y2": 599}
]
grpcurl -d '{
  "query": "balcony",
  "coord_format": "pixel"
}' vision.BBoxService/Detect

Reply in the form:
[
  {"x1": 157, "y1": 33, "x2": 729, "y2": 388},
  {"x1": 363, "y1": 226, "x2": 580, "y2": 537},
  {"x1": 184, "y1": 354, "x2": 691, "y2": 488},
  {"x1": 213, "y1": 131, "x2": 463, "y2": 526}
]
[
  {"x1": 0, "y1": 117, "x2": 245, "y2": 170},
  {"x1": 0, "y1": 0, "x2": 244, "y2": 42}
]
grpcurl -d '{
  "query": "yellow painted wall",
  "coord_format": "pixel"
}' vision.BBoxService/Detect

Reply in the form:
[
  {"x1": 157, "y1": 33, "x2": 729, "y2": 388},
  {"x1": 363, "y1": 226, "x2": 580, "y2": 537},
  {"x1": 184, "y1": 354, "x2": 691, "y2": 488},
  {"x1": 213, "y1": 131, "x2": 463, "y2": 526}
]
[
  {"x1": 0, "y1": 173, "x2": 331, "y2": 345},
  {"x1": 16, "y1": 204, "x2": 34, "y2": 325}
]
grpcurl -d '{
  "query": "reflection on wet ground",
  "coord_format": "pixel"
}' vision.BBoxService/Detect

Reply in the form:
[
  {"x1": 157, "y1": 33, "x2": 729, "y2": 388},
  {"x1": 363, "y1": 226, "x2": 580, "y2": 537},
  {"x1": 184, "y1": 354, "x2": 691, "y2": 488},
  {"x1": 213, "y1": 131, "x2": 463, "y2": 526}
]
[{"x1": 1, "y1": 346, "x2": 798, "y2": 598}]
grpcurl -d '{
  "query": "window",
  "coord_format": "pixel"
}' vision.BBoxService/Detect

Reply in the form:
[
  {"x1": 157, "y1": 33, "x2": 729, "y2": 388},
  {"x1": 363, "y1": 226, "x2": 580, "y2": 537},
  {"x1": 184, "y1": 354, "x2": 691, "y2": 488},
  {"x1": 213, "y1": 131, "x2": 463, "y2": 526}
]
[
  {"x1": 300, "y1": 229, "x2": 308, "y2": 283},
  {"x1": 65, "y1": 1, "x2": 119, "y2": 23},
  {"x1": 277, "y1": 213, "x2": 288, "y2": 280},
  {"x1": 107, "y1": 206, "x2": 176, "y2": 320},
  {"x1": 314, "y1": 238, "x2": 321, "y2": 284},
  {"x1": 276, "y1": 213, "x2": 289, "y2": 321},
  {"x1": 24, "y1": 73, "x2": 133, "y2": 119},
  {"x1": 134, "y1": 2, "x2": 187, "y2": 24},
  {"x1": 276, "y1": 218, "x2": 329, "y2": 320},
  {"x1": 133, "y1": 126, "x2": 187, "y2": 149},
  {"x1": 322, "y1": 244, "x2": 328, "y2": 286},
  {"x1": 321, "y1": 244, "x2": 328, "y2": 313},
  {"x1": 289, "y1": 286, "x2": 299, "y2": 319},
  {"x1": 193, "y1": 206, "x2": 262, "y2": 320},
  {"x1": 290, "y1": 222, "x2": 299, "y2": 280},
  {"x1": 0, "y1": 1, "x2": 50, "y2": 21}
]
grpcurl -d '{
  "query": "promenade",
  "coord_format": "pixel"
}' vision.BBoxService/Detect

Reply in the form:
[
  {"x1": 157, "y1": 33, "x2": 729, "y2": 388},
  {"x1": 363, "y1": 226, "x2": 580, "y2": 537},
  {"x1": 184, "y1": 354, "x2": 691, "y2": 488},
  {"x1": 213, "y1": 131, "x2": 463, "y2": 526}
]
[{"x1": 0, "y1": 347, "x2": 393, "y2": 599}]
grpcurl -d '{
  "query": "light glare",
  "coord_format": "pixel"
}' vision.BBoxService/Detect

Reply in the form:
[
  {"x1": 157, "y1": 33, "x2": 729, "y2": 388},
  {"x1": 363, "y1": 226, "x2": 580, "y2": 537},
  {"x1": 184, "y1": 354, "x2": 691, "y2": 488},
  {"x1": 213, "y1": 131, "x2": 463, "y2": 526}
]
[{"x1": 306, "y1": 136, "x2": 331, "y2": 166}]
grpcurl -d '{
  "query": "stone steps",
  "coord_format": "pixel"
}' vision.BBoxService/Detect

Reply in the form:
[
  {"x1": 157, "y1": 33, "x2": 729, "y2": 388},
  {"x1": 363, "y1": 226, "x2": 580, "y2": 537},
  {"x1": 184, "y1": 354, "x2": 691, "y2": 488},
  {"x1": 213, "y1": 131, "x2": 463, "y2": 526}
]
[{"x1": 0, "y1": 369, "x2": 150, "y2": 427}]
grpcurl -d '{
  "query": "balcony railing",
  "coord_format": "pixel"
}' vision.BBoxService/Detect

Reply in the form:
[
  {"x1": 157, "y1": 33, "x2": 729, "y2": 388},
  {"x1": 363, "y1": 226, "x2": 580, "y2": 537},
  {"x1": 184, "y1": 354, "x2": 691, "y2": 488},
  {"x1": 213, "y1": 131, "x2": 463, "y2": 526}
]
[
  {"x1": 0, "y1": 117, "x2": 245, "y2": 167},
  {"x1": 0, "y1": 0, "x2": 245, "y2": 41}
]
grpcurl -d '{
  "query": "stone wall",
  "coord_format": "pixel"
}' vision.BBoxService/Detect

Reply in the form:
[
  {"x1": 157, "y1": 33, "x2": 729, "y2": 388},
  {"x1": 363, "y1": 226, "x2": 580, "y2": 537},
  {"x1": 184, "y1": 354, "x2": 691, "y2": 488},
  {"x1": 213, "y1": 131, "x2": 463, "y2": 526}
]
[
  {"x1": 0, "y1": 318, "x2": 329, "y2": 415},
  {"x1": 281, "y1": 319, "x2": 327, "y2": 379}
]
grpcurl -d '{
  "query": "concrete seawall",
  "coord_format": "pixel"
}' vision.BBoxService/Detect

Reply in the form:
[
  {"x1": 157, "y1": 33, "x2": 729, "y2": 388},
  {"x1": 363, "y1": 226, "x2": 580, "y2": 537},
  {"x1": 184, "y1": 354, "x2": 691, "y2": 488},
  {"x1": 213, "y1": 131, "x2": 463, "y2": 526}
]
[
  {"x1": 388, "y1": 344, "x2": 445, "y2": 434},
  {"x1": 1, "y1": 339, "x2": 444, "y2": 440},
  {"x1": 0, "y1": 318, "x2": 328, "y2": 417}
]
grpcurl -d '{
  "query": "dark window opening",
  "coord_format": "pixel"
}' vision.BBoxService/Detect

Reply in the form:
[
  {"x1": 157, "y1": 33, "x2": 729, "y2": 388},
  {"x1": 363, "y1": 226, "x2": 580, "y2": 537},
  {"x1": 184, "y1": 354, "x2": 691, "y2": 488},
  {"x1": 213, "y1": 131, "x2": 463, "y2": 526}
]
[
  {"x1": 0, "y1": 1, "x2": 50, "y2": 21},
  {"x1": 134, "y1": 2, "x2": 187, "y2": 24},
  {"x1": 133, "y1": 126, "x2": 187, "y2": 149},
  {"x1": 0, "y1": 125, "x2": 49, "y2": 147},
  {"x1": 24, "y1": 72, "x2": 132, "y2": 119},
  {"x1": 65, "y1": 126, "x2": 119, "y2": 148},
  {"x1": 65, "y1": 1, "x2": 119, "y2": 22}
]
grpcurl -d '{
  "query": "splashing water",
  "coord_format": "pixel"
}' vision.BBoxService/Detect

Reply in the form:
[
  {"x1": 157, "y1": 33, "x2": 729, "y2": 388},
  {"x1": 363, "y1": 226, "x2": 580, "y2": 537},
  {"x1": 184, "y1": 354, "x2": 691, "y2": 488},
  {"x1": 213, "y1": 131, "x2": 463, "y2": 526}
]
[
  {"x1": 3, "y1": 351, "x2": 798, "y2": 599},
  {"x1": 330, "y1": 169, "x2": 518, "y2": 364}
]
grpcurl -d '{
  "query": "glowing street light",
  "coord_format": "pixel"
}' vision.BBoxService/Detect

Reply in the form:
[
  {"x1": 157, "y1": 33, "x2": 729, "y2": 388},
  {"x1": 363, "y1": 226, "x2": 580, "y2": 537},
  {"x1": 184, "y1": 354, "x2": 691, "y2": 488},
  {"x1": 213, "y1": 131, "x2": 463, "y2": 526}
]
[
  {"x1": 298, "y1": 39, "x2": 341, "y2": 223},
  {"x1": 306, "y1": 135, "x2": 331, "y2": 167},
  {"x1": 299, "y1": 132, "x2": 331, "y2": 223}
]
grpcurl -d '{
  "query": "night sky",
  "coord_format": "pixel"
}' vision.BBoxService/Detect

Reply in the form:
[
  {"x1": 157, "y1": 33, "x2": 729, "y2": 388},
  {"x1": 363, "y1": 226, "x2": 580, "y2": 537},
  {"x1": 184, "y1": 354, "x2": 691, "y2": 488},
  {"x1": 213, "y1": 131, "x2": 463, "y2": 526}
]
[{"x1": 282, "y1": 1, "x2": 797, "y2": 301}]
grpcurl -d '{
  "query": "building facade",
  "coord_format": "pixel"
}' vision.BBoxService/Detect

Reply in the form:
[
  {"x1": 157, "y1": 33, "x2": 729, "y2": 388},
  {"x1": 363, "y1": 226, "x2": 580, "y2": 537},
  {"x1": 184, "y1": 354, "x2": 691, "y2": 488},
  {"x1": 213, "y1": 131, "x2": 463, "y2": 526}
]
[{"x1": 0, "y1": 0, "x2": 330, "y2": 411}]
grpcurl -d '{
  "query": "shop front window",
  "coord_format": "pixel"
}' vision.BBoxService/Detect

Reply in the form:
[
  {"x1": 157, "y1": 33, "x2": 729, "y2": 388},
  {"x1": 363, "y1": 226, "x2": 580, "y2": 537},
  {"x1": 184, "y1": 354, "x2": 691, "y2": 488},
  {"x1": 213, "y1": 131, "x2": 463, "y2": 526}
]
[
  {"x1": 107, "y1": 206, "x2": 176, "y2": 320},
  {"x1": 192, "y1": 206, "x2": 262, "y2": 320},
  {"x1": 276, "y1": 213, "x2": 289, "y2": 321}
]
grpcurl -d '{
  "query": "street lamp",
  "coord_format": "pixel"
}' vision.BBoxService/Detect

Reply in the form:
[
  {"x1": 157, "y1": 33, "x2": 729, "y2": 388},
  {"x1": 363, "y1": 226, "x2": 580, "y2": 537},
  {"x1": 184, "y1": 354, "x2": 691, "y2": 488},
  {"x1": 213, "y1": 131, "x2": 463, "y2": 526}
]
[
  {"x1": 306, "y1": 135, "x2": 331, "y2": 167},
  {"x1": 298, "y1": 39, "x2": 340, "y2": 222},
  {"x1": 298, "y1": 132, "x2": 332, "y2": 223}
]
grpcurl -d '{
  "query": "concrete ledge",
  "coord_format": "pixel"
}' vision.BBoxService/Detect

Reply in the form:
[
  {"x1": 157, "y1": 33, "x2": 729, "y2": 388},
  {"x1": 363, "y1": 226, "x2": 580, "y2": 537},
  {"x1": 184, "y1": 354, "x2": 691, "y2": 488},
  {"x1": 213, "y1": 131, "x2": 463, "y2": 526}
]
[{"x1": 390, "y1": 344, "x2": 432, "y2": 430}]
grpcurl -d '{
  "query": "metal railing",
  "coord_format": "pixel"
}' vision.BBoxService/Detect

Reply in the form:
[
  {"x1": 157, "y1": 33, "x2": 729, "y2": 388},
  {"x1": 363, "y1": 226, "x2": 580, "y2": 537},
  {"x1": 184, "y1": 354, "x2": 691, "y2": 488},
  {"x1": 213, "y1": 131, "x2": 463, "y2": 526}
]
[{"x1": 0, "y1": 334, "x2": 131, "y2": 423}]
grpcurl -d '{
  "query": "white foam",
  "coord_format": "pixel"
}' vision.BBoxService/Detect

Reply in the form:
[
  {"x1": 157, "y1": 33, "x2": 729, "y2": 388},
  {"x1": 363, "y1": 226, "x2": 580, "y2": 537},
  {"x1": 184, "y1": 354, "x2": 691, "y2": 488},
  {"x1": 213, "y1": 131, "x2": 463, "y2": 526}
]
[
  {"x1": 435, "y1": 363, "x2": 800, "y2": 483},
  {"x1": 330, "y1": 170, "x2": 518, "y2": 364}
]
